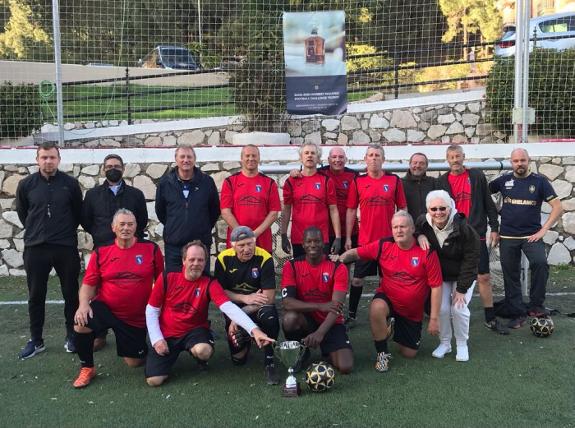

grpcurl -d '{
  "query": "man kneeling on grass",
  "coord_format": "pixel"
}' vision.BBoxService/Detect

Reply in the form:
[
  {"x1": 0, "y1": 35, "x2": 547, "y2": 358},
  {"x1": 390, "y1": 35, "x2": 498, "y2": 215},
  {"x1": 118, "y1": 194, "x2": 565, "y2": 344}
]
[
  {"x1": 145, "y1": 240, "x2": 275, "y2": 386},
  {"x1": 72, "y1": 209, "x2": 164, "y2": 388},
  {"x1": 336, "y1": 211, "x2": 442, "y2": 372},
  {"x1": 281, "y1": 227, "x2": 353, "y2": 374}
]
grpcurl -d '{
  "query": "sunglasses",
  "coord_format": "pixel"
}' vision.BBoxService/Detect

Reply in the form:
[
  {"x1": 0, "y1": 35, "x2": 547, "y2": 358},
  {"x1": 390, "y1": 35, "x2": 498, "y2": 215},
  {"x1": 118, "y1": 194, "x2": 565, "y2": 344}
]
[{"x1": 430, "y1": 206, "x2": 448, "y2": 212}]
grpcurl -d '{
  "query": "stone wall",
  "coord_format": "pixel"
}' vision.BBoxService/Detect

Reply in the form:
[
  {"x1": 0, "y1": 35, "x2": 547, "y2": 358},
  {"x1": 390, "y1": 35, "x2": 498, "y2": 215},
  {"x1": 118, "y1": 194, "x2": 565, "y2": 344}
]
[
  {"x1": 1, "y1": 153, "x2": 574, "y2": 276},
  {"x1": 51, "y1": 99, "x2": 505, "y2": 148}
]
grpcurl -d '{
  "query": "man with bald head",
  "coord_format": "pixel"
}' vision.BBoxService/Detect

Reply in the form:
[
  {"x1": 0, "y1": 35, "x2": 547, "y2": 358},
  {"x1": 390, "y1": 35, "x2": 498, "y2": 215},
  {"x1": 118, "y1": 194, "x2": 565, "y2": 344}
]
[
  {"x1": 220, "y1": 145, "x2": 281, "y2": 253},
  {"x1": 489, "y1": 148, "x2": 562, "y2": 328}
]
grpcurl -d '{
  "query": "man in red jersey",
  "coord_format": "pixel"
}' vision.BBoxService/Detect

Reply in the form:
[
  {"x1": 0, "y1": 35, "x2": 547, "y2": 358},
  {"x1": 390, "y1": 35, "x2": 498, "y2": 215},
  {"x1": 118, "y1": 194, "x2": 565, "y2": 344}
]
[
  {"x1": 289, "y1": 147, "x2": 358, "y2": 252},
  {"x1": 281, "y1": 227, "x2": 353, "y2": 374},
  {"x1": 436, "y1": 145, "x2": 504, "y2": 334},
  {"x1": 220, "y1": 145, "x2": 281, "y2": 253},
  {"x1": 145, "y1": 241, "x2": 275, "y2": 386},
  {"x1": 337, "y1": 211, "x2": 442, "y2": 372},
  {"x1": 345, "y1": 144, "x2": 407, "y2": 325},
  {"x1": 72, "y1": 209, "x2": 164, "y2": 388},
  {"x1": 281, "y1": 143, "x2": 341, "y2": 258}
]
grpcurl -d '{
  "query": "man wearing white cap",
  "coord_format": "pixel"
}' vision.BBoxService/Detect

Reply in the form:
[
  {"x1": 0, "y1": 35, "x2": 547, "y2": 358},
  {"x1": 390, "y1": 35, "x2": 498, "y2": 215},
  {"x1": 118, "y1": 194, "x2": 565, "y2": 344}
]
[{"x1": 215, "y1": 226, "x2": 280, "y2": 385}]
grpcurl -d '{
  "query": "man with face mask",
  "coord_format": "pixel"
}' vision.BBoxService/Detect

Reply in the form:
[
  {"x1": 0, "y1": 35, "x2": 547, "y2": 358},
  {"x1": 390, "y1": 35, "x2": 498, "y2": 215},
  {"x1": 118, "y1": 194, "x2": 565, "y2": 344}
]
[
  {"x1": 81, "y1": 154, "x2": 148, "y2": 350},
  {"x1": 82, "y1": 154, "x2": 148, "y2": 248}
]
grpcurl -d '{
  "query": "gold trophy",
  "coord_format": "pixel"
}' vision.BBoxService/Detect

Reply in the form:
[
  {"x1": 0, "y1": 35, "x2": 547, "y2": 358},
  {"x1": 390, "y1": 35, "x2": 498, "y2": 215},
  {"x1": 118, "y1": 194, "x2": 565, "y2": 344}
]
[{"x1": 274, "y1": 341, "x2": 306, "y2": 397}]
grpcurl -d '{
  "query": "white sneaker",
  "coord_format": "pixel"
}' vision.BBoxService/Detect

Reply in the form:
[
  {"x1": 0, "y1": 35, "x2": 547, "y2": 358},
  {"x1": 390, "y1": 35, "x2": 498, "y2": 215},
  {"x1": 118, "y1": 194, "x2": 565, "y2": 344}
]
[
  {"x1": 456, "y1": 344, "x2": 469, "y2": 362},
  {"x1": 432, "y1": 343, "x2": 452, "y2": 359}
]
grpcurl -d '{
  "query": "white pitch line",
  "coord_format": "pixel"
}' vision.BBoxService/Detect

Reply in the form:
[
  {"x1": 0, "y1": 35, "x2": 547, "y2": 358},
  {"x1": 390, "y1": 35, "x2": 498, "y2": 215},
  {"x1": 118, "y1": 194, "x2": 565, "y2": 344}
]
[{"x1": 1, "y1": 292, "x2": 575, "y2": 305}]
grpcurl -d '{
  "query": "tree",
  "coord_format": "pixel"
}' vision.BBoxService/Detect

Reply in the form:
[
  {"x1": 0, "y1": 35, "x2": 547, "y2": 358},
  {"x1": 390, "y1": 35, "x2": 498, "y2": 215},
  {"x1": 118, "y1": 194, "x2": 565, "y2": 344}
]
[
  {"x1": 439, "y1": 0, "x2": 502, "y2": 58},
  {"x1": 0, "y1": 0, "x2": 50, "y2": 59}
]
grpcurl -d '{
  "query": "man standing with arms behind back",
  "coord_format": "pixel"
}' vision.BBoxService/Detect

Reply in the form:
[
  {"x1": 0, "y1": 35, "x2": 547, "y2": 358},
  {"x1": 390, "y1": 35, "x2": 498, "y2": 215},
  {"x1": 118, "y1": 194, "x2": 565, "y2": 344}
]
[
  {"x1": 489, "y1": 148, "x2": 562, "y2": 328},
  {"x1": 81, "y1": 153, "x2": 149, "y2": 351},
  {"x1": 16, "y1": 142, "x2": 83, "y2": 359},
  {"x1": 402, "y1": 152, "x2": 439, "y2": 220},
  {"x1": 155, "y1": 145, "x2": 220, "y2": 273},
  {"x1": 438, "y1": 144, "x2": 506, "y2": 334},
  {"x1": 345, "y1": 144, "x2": 407, "y2": 325},
  {"x1": 220, "y1": 144, "x2": 281, "y2": 253}
]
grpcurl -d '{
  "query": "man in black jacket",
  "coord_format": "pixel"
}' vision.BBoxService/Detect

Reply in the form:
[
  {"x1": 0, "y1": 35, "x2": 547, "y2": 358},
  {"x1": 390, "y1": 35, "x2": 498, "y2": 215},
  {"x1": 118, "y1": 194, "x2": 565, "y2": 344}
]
[
  {"x1": 82, "y1": 154, "x2": 148, "y2": 248},
  {"x1": 155, "y1": 145, "x2": 220, "y2": 273},
  {"x1": 438, "y1": 144, "x2": 506, "y2": 334},
  {"x1": 81, "y1": 154, "x2": 148, "y2": 350},
  {"x1": 16, "y1": 142, "x2": 83, "y2": 359},
  {"x1": 402, "y1": 152, "x2": 439, "y2": 220}
]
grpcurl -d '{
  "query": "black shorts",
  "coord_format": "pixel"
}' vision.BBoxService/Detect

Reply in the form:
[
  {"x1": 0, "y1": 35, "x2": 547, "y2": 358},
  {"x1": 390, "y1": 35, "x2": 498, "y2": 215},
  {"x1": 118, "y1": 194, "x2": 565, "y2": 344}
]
[
  {"x1": 478, "y1": 239, "x2": 489, "y2": 275},
  {"x1": 145, "y1": 327, "x2": 214, "y2": 378},
  {"x1": 353, "y1": 259, "x2": 379, "y2": 279},
  {"x1": 292, "y1": 243, "x2": 331, "y2": 258},
  {"x1": 329, "y1": 235, "x2": 358, "y2": 256},
  {"x1": 302, "y1": 315, "x2": 352, "y2": 355},
  {"x1": 87, "y1": 300, "x2": 147, "y2": 359},
  {"x1": 373, "y1": 293, "x2": 422, "y2": 351}
]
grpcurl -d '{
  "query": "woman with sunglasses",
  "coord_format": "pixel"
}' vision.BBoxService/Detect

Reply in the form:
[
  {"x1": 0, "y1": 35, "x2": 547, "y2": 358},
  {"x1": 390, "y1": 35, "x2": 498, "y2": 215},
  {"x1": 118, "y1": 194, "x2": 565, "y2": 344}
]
[{"x1": 415, "y1": 190, "x2": 480, "y2": 362}]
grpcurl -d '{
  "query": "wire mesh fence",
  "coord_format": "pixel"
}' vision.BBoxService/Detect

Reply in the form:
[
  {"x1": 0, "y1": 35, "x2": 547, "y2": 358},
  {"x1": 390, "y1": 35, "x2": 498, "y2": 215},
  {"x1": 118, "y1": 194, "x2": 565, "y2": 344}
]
[{"x1": 0, "y1": 1, "x2": 574, "y2": 140}]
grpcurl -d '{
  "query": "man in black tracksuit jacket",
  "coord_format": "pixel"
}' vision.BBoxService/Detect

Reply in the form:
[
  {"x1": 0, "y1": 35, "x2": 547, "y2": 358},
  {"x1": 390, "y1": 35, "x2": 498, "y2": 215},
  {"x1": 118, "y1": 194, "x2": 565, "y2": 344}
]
[
  {"x1": 16, "y1": 142, "x2": 83, "y2": 359},
  {"x1": 155, "y1": 146, "x2": 220, "y2": 273},
  {"x1": 82, "y1": 154, "x2": 148, "y2": 248},
  {"x1": 402, "y1": 153, "x2": 439, "y2": 220},
  {"x1": 437, "y1": 144, "x2": 505, "y2": 334}
]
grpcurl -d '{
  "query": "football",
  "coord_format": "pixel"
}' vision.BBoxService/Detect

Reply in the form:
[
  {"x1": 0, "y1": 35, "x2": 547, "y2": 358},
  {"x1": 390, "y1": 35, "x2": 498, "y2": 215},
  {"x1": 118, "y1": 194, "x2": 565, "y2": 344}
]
[
  {"x1": 529, "y1": 316, "x2": 554, "y2": 338},
  {"x1": 304, "y1": 361, "x2": 335, "y2": 392}
]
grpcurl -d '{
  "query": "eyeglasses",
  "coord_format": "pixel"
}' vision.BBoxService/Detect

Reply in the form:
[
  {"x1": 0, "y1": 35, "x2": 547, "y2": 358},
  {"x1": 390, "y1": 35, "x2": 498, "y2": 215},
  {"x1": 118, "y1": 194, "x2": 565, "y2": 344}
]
[
  {"x1": 104, "y1": 164, "x2": 123, "y2": 171},
  {"x1": 429, "y1": 206, "x2": 448, "y2": 212}
]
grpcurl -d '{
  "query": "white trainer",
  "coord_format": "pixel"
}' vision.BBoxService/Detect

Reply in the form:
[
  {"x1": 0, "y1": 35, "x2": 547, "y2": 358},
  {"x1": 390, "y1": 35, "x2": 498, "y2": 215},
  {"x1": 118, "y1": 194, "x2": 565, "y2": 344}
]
[
  {"x1": 456, "y1": 344, "x2": 469, "y2": 362},
  {"x1": 432, "y1": 343, "x2": 452, "y2": 359}
]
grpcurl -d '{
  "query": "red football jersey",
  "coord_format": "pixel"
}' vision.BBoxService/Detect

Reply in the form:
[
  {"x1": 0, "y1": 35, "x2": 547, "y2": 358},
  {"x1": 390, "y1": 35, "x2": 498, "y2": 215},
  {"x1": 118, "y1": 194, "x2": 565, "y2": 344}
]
[
  {"x1": 283, "y1": 173, "x2": 337, "y2": 244},
  {"x1": 280, "y1": 256, "x2": 348, "y2": 325},
  {"x1": 148, "y1": 272, "x2": 230, "y2": 339},
  {"x1": 346, "y1": 173, "x2": 407, "y2": 245},
  {"x1": 357, "y1": 239, "x2": 442, "y2": 322},
  {"x1": 220, "y1": 172, "x2": 281, "y2": 252},
  {"x1": 448, "y1": 170, "x2": 472, "y2": 218},
  {"x1": 318, "y1": 166, "x2": 358, "y2": 238},
  {"x1": 83, "y1": 240, "x2": 164, "y2": 328}
]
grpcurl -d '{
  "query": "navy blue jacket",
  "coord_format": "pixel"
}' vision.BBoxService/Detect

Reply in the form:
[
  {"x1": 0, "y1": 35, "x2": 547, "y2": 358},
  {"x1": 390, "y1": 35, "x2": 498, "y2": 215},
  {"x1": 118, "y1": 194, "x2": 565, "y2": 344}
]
[{"x1": 155, "y1": 167, "x2": 220, "y2": 247}]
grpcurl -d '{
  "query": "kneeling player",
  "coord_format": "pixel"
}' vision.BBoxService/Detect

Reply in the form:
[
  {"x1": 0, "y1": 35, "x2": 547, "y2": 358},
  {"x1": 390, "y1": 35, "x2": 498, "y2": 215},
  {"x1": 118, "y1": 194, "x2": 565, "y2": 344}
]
[
  {"x1": 72, "y1": 209, "x2": 164, "y2": 388},
  {"x1": 281, "y1": 227, "x2": 353, "y2": 374},
  {"x1": 145, "y1": 240, "x2": 274, "y2": 386},
  {"x1": 337, "y1": 211, "x2": 442, "y2": 372},
  {"x1": 215, "y1": 226, "x2": 280, "y2": 385}
]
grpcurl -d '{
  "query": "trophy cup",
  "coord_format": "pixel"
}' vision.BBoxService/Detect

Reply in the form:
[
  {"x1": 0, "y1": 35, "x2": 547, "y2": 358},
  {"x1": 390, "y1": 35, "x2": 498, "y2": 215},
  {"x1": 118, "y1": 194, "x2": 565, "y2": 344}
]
[{"x1": 274, "y1": 340, "x2": 306, "y2": 397}]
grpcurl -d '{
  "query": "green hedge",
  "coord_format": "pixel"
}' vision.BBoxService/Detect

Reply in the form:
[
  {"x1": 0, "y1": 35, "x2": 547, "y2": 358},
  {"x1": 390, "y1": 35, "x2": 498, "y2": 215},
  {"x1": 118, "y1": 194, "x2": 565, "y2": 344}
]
[
  {"x1": 0, "y1": 82, "x2": 43, "y2": 139},
  {"x1": 486, "y1": 49, "x2": 575, "y2": 136}
]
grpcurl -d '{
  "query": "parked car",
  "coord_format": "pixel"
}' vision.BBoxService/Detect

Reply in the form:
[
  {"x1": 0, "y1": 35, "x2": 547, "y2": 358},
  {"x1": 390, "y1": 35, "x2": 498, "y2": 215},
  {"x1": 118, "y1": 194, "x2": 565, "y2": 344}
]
[
  {"x1": 138, "y1": 45, "x2": 200, "y2": 70},
  {"x1": 495, "y1": 12, "x2": 575, "y2": 57}
]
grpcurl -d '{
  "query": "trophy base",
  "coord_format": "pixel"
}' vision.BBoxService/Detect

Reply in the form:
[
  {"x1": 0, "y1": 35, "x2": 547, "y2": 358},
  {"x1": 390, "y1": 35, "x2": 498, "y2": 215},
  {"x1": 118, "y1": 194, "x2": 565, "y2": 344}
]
[{"x1": 282, "y1": 383, "x2": 301, "y2": 398}]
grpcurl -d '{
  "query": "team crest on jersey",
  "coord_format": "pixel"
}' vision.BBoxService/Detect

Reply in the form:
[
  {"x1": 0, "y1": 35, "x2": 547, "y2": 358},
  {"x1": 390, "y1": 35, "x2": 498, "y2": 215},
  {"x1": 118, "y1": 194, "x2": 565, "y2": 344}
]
[
  {"x1": 505, "y1": 179, "x2": 514, "y2": 189},
  {"x1": 529, "y1": 185, "x2": 536, "y2": 193},
  {"x1": 342, "y1": 180, "x2": 349, "y2": 189},
  {"x1": 135, "y1": 255, "x2": 143, "y2": 265},
  {"x1": 314, "y1": 182, "x2": 321, "y2": 190},
  {"x1": 383, "y1": 184, "x2": 389, "y2": 192},
  {"x1": 255, "y1": 184, "x2": 262, "y2": 193},
  {"x1": 194, "y1": 288, "x2": 201, "y2": 297},
  {"x1": 322, "y1": 272, "x2": 330, "y2": 283},
  {"x1": 251, "y1": 268, "x2": 260, "y2": 279},
  {"x1": 411, "y1": 257, "x2": 419, "y2": 267}
]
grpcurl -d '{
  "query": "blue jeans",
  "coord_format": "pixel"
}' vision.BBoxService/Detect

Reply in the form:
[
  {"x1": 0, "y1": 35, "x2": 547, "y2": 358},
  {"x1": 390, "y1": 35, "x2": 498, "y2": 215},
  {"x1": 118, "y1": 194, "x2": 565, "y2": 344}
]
[{"x1": 499, "y1": 238, "x2": 548, "y2": 317}]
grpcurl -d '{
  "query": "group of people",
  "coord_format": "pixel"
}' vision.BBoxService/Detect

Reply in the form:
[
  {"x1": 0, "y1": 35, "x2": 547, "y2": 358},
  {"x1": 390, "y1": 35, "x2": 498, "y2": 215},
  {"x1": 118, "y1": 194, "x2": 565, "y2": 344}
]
[{"x1": 15, "y1": 140, "x2": 560, "y2": 388}]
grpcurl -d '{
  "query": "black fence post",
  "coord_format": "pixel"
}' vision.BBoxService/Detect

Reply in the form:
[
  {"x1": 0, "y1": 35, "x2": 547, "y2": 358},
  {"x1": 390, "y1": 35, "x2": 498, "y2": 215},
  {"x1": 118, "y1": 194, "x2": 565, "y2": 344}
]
[
  {"x1": 125, "y1": 67, "x2": 132, "y2": 125},
  {"x1": 393, "y1": 56, "x2": 399, "y2": 99}
]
